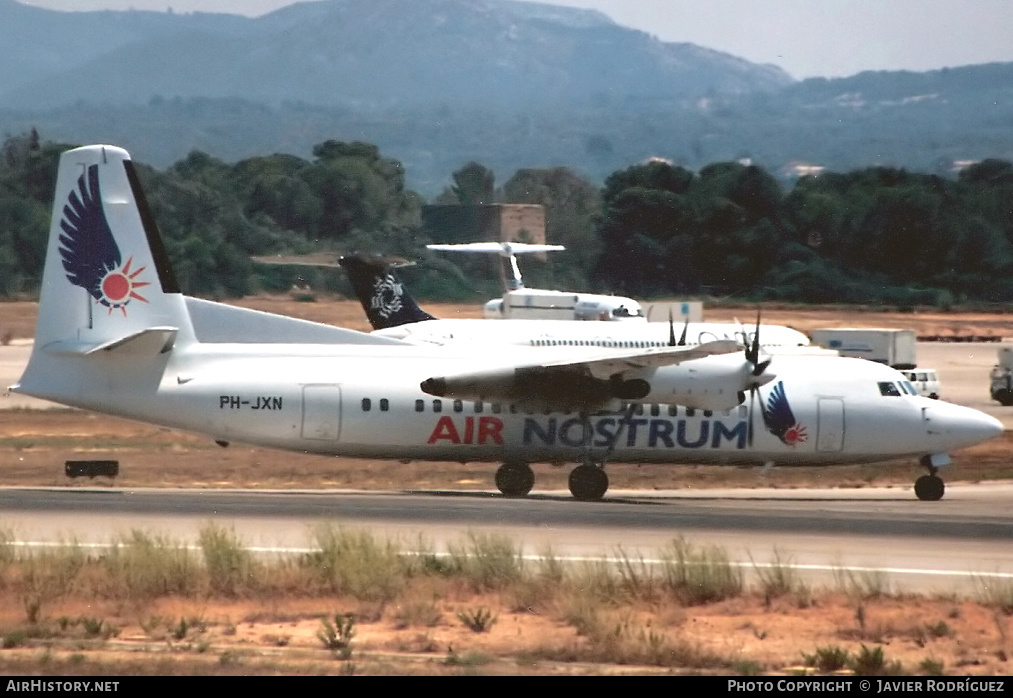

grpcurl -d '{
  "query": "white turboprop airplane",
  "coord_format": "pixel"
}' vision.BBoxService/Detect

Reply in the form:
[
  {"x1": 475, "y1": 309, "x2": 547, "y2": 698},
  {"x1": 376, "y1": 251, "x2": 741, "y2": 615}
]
[
  {"x1": 339, "y1": 254, "x2": 814, "y2": 351},
  {"x1": 10, "y1": 145, "x2": 1003, "y2": 503},
  {"x1": 427, "y1": 241, "x2": 647, "y2": 321}
]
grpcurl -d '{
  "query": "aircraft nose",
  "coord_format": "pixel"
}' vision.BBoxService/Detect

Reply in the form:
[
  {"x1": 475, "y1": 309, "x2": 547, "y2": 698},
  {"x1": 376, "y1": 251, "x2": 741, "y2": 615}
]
[{"x1": 927, "y1": 402, "x2": 1004, "y2": 447}]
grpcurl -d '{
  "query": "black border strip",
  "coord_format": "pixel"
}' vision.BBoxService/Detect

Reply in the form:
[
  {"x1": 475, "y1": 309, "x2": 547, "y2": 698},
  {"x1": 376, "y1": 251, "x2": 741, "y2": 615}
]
[{"x1": 122, "y1": 159, "x2": 180, "y2": 294}]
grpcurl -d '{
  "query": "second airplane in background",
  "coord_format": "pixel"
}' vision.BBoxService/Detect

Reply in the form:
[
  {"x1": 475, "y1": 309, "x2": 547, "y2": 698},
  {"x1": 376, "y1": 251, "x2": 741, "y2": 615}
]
[
  {"x1": 427, "y1": 241, "x2": 646, "y2": 321},
  {"x1": 339, "y1": 254, "x2": 814, "y2": 351}
]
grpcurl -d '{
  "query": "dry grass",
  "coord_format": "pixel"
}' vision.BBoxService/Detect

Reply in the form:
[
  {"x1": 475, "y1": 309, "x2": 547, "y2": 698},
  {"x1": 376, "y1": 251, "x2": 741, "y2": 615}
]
[{"x1": 0, "y1": 528, "x2": 1008, "y2": 676}]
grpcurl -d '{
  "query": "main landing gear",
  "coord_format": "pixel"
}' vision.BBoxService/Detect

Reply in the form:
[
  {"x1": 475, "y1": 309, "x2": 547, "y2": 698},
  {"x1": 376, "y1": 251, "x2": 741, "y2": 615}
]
[
  {"x1": 493, "y1": 406, "x2": 634, "y2": 501},
  {"x1": 568, "y1": 462, "x2": 609, "y2": 501},
  {"x1": 494, "y1": 461, "x2": 534, "y2": 497},
  {"x1": 492, "y1": 460, "x2": 610, "y2": 501},
  {"x1": 914, "y1": 456, "x2": 946, "y2": 501}
]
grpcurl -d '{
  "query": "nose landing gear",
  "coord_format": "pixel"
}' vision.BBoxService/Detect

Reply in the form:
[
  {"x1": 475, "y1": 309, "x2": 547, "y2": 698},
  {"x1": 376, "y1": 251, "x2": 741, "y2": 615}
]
[
  {"x1": 914, "y1": 472, "x2": 945, "y2": 501},
  {"x1": 914, "y1": 457, "x2": 946, "y2": 501}
]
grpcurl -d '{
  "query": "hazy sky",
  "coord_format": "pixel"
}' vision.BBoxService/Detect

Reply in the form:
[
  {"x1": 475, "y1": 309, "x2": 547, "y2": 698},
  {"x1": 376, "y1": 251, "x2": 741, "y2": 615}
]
[{"x1": 21, "y1": 0, "x2": 1013, "y2": 79}]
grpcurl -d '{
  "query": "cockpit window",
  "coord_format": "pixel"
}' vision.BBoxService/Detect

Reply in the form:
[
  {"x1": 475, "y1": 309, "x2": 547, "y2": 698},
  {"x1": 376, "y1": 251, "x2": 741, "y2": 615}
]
[
  {"x1": 878, "y1": 381, "x2": 902, "y2": 397},
  {"x1": 901, "y1": 381, "x2": 918, "y2": 396}
]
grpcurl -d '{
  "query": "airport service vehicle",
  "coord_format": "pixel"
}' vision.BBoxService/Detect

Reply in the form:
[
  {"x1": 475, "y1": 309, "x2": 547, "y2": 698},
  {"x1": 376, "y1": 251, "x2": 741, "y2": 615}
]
[
  {"x1": 900, "y1": 369, "x2": 941, "y2": 400},
  {"x1": 809, "y1": 328, "x2": 917, "y2": 369},
  {"x1": 340, "y1": 254, "x2": 814, "y2": 351},
  {"x1": 427, "y1": 242, "x2": 646, "y2": 321},
  {"x1": 990, "y1": 347, "x2": 1013, "y2": 405},
  {"x1": 10, "y1": 146, "x2": 1002, "y2": 502}
]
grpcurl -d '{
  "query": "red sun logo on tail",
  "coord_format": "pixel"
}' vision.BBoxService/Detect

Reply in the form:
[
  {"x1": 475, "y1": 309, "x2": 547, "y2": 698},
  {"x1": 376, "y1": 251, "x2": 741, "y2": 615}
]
[{"x1": 97, "y1": 256, "x2": 150, "y2": 313}]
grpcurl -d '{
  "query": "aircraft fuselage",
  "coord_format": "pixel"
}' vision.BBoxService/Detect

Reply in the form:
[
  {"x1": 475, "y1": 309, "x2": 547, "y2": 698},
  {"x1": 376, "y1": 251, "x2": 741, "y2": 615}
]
[{"x1": 19, "y1": 342, "x2": 995, "y2": 469}]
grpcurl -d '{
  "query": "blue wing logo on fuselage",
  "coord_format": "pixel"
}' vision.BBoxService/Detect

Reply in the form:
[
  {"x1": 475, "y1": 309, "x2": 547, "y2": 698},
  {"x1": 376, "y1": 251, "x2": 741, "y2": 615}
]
[
  {"x1": 760, "y1": 381, "x2": 808, "y2": 446},
  {"x1": 58, "y1": 164, "x2": 149, "y2": 315}
]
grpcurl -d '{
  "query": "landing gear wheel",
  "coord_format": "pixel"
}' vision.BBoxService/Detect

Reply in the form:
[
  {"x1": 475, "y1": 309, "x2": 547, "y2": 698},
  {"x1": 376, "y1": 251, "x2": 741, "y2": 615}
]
[
  {"x1": 495, "y1": 462, "x2": 534, "y2": 497},
  {"x1": 914, "y1": 474, "x2": 945, "y2": 501},
  {"x1": 568, "y1": 463, "x2": 609, "y2": 501}
]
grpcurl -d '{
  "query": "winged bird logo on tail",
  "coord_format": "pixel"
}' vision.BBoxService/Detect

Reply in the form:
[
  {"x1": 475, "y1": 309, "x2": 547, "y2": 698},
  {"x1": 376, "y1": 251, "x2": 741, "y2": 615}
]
[
  {"x1": 59, "y1": 164, "x2": 149, "y2": 315},
  {"x1": 761, "y1": 381, "x2": 808, "y2": 446}
]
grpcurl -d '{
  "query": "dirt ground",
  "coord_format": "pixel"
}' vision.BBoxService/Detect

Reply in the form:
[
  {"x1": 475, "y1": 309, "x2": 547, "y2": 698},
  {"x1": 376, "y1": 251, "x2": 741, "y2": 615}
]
[{"x1": 2, "y1": 297, "x2": 1013, "y2": 675}]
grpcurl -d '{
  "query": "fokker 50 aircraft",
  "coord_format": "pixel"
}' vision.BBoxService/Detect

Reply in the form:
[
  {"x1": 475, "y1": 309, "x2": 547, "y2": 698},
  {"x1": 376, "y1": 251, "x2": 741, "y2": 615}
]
[
  {"x1": 427, "y1": 241, "x2": 647, "y2": 321},
  {"x1": 11, "y1": 145, "x2": 1003, "y2": 502},
  {"x1": 339, "y1": 254, "x2": 814, "y2": 351}
]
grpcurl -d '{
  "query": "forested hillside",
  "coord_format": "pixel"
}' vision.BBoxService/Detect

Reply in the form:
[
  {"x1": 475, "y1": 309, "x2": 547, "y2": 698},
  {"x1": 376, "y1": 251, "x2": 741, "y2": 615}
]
[{"x1": 3, "y1": 132, "x2": 1013, "y2": 308}]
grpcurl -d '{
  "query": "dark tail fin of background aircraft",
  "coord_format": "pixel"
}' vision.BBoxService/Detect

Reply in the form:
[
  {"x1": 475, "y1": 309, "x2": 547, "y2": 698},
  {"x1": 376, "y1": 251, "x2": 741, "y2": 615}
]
[{"x1": 339, "y1": 254, "x2": 437, "y2": 330}]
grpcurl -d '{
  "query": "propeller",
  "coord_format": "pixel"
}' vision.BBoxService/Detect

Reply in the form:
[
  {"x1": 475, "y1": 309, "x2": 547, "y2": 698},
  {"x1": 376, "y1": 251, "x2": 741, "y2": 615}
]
[
  {"x1": 744, "y1": 312, "x2": 771, "y2": 377},
  {"x1": 743, "y1": 311, "x2": 772, "y2": 446}
]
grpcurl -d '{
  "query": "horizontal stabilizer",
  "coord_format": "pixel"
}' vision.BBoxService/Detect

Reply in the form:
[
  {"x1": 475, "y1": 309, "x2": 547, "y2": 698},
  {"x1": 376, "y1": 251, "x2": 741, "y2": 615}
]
[
  {"x1": 185, "y1": 297, "x2": 408, "y2": 344},
  {"x1": 45, "y1": 327, "x2": 178, "y2": 357},
  {"x1": 427, "y1": 242, "x2": 565, "y2": 256}
]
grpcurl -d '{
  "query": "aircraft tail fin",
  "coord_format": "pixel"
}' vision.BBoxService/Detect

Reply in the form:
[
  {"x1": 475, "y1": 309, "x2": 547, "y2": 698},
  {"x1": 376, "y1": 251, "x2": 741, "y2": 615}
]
[
  {"x1": 30, "y1": 144, "x2": 194, "y2": 351},
  {"x1": 338, "y1": 254, "x2": 437, "y2": 330}
]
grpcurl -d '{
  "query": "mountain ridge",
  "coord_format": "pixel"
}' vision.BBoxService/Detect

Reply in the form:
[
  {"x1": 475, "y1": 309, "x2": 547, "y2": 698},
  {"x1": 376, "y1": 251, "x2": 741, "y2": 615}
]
[{"x1": 0, "y1": 0, "x2": 792, "y2": 109}]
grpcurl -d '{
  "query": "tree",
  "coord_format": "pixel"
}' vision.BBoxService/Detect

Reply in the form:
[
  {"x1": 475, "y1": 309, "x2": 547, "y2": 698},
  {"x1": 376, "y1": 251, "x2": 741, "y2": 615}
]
[{"x1": 450, "y1": 161, "x2": 495, "y2": 206}]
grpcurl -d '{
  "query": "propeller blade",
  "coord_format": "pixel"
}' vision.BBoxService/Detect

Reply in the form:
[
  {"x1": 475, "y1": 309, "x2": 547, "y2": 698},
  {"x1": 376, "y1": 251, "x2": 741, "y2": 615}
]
[
  {"x1": 679, "y1": 318, "x2": 688, "y2": 346},
  {"x1": 746, "y1": 311, "x2": 770, "y2": 376},
  {"x1": 668, "y1": 309, "x2": 676, "y2": 346},
  {"x1": 748, "y1": 386, "x2": 756, "y2": 446},
  {"x1": 746, "y1": 311, "x2": 761, "y2": 364},
  {"x1": 604, "y1": 403, "x2": 639, "y2": 462}
]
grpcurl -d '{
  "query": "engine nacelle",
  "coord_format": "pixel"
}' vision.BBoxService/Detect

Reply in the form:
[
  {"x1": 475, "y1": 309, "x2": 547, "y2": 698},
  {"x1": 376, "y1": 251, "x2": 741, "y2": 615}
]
[
  {"x1": 421, "y1": 351, "x2": 774, "y2": 414},
  {"x1": 634, "y1": 352, "x2": 775, "y2": 412}
]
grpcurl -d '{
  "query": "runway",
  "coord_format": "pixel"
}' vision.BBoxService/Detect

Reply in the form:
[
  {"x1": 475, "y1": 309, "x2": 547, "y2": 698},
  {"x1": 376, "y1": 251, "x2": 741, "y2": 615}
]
[
  {"x1": 1, "y1": 484, "x2": 1012, "y2": 595},
  {"x1": 2, "y1": 340, "x2": 1012, "y2": 596}
]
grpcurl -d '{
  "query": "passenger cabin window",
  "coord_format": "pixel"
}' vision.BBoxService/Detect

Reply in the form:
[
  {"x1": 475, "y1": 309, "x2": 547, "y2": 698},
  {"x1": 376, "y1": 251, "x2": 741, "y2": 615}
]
[
  {"x1": 361, "y1": 398, "x2": 371, "y2": 412},
  {"x1": 380, "y1": 398, "x2": 389, "y2": 412},
  {"x1": 414, "y1": 399, "x2": 424, "y2": 412},
  {"x1": 453, "y1": 400, "x2": 463, "y2": 413},
  {"x1": 878, "y1": 381, "x2": 902, "y2": 397},
  {"x1": 474, "y1": 401, "x2": 484, "y2": 413},
  {"x1": 432, "y1": 399, "x2": 443, "y2": 413}
]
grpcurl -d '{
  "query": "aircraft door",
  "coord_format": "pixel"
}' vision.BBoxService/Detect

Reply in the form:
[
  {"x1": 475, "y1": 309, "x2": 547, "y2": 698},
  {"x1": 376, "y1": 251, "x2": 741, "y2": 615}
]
[
  {"x1": 302, "y1": 385, "x2": 342, "y2": 440},
  {"x1": 816, "y1": 398, "x2": 844, "y2": 452}
]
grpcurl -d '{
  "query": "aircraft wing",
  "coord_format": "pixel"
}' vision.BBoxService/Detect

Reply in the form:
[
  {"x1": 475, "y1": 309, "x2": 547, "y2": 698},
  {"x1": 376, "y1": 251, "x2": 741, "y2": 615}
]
[
  {"x1": 539, "y1": 339, "x2": 740, "y2": 379},
  {"x1": 420, "y1": 339, "x2": 742, "y2": 413}
]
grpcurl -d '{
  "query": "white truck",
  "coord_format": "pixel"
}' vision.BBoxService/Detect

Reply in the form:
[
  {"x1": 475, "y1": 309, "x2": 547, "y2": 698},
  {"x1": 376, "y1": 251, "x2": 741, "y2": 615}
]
[
  {"x1": 990, "y1": 347, "x2": 1013, "y2": 405},
  {"x1": 809, "y1": 328, "x2": 918, "y2": 369}
]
